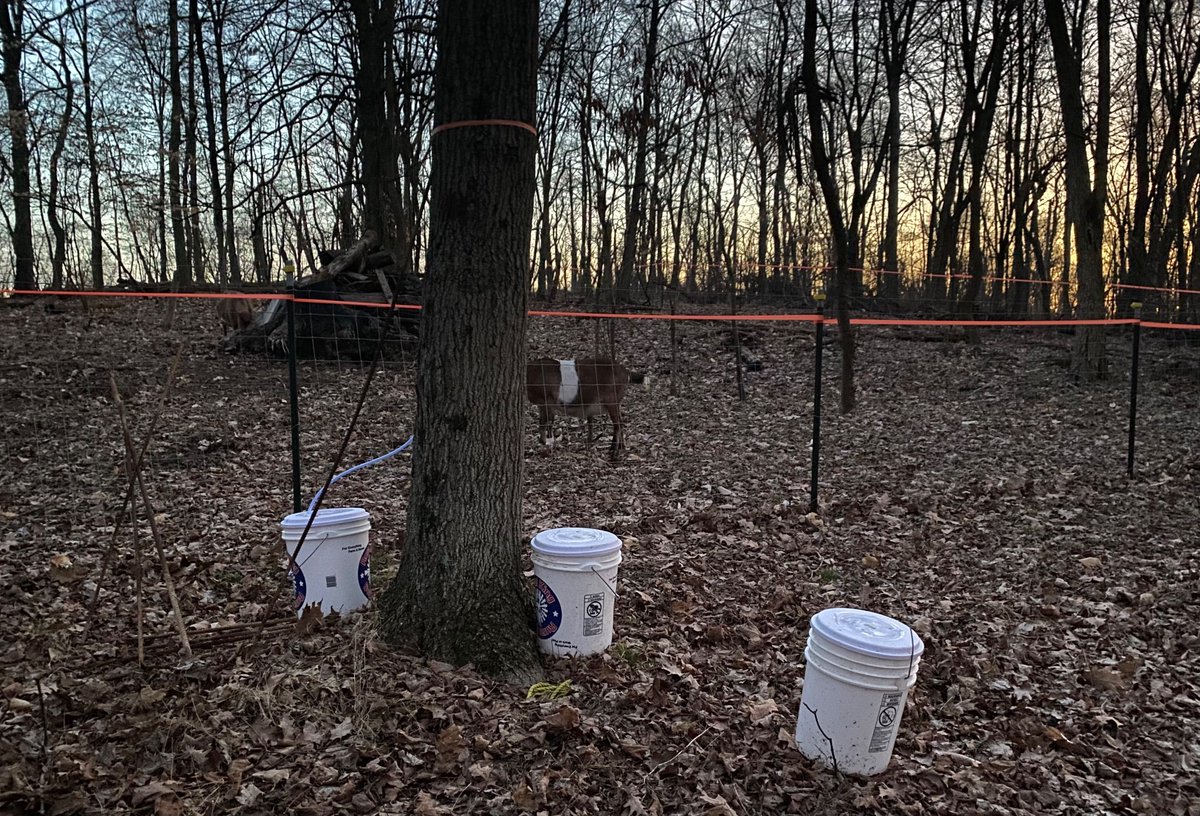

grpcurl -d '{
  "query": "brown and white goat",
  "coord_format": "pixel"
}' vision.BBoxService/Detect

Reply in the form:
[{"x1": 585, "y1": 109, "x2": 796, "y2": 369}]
[{"x1": 526, "y1": 357, "x2": 648, "y2": 458}]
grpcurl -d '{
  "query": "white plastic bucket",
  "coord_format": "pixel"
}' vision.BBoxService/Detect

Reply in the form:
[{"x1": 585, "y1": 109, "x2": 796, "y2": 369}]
[
  {"x1": 531, "y1": 528, "x2": 622, "y2": 657},
  {"x1": 280, "y1": 508, "x2": 372, "y2": 618},
  {"x1": 794, "y1": 608, "x2": 925, "y2": 776}
]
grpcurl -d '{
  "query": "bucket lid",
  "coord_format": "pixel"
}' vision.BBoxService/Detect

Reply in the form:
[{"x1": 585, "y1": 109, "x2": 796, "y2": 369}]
[
  {"x1": 530, "y1": 527, "x2": 621, "y2": 557},
  {"x1": 281, "y1": 507, "x2": 369, "y2": 530},
  {"x1": 809, "y1": 607, "x2": 925, "y2": 660}
]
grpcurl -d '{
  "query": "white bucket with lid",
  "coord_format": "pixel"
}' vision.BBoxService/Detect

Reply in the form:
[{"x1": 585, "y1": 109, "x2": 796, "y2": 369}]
[
  {"x1": 280, "y1": 508, "x2": 372, "y2": 618},
  {"x1": 794, "y1": 607, "x2": 925, "y2": 776},
  {"x1": 531, "y1": 527, "x2": 622, "y2": 657}
]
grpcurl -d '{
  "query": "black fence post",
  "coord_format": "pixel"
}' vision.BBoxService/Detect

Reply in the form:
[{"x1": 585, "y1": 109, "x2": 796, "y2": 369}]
[
  {"x1": 1127, "y1": 302, "x2": 1142, "y2": 480},
  {"x1": 285, "y1": 263, "x2": 302, "y2": 514},
  {"x1": 809, "y1": 293, "x2": 826, "y2": 513}
]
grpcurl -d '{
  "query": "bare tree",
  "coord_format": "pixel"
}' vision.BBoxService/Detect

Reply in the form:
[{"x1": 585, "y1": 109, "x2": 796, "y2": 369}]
[
  {"x1": 795, "y1": 0, "x2": 856, "y2": 413},
  {"x1": 380, "y1": 0, "x2": 540, "y2": 678},
  {"x1": 1045, "y1": 0, "x2": 1111, "y2": 379},
  {"x1": 1, "y1": 0, "x2": 38, "y2": 289},
  {"x1": 167, "y1": 0, "x2": 189, "y2": 285},
  {"x1": 614, "y1": 0, "x2": 664, "y2": 301}
]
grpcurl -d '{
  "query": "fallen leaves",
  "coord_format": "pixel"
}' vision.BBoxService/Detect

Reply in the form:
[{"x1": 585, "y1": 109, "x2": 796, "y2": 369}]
[{"x1": 2, "y1": 303, "x2": 1200, "y2": 815}]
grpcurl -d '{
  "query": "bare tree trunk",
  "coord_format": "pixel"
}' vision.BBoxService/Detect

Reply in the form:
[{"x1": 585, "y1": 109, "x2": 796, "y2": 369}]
[
  {"x1": 212, "y1": 11, "x2": 241, "y2": 285},
  {"x1": 168, "y1": 0, "x2": 190, "y2": 286},
  {"x1": 379, "y1": 0, "x2": 541, "y2": 679},
  {"x1": 47, "y1": 25, "x2": 74, "y2": 290},
  {"x1": 0, "y1": 0, "x2": 38, "y2": 290},
  {"x1": 348, "y1": 0, "x2": 411, "y2": 270},
  {"x1": 615, "y1": 0, "x2": 662, "y2": 300},
  {"x1": 879, "y1": 0, "x2": 913, "y2": 305},
  {"x1": 1046, "y1": 0, "x2": 1110, "y2": 379},
  {"x1": 194, "y1": 1, "x2": 225, "y2": 284},
  {"x1": 186, "y1": 0, "x2": 205, "y2": 285},
  {"x1": 798, "y1": 0, "x2": 855, "y2": 413},
  {"x1": 77, "y1": 1, "x2": 104, "y2": 289},
  {"x1": 536, "y1": 0, "x2": 570, "y2": 299}
]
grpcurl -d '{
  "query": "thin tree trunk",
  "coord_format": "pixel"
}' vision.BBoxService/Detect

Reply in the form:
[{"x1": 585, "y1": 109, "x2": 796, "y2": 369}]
[
  {"x1": 48, "y1": 28, "x2": 74, "y2": 290},
  {"x1": 195, "y1": 2, "x2": 225, "y2": 284},
  {"x1": 798, "y1": 0, "x2": 855, "y2": 413},
  {"x1": 168, "y1": 0, "x2": 189, "y2": 286},
  {"x1": 0, "y1": 0, "x2": 38, "y2": 290},
  {"x1": 186, "y1": 0, "x2": 205, "y2": 284},
  {"x1": 615, "y1": 0, "x2": 661, "y2": 301},
  {"x1": 1046, "y1": 0, "x2": 1110, "y2": 379}
]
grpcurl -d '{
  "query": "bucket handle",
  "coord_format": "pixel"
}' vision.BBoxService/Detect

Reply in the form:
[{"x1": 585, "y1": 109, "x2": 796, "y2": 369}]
[
  {"x1": 291, "y1": 531, "x2": 330, "y2": 571},
  {"x1": 583, "y1": 563, "x2": 620, "y2": 599}
]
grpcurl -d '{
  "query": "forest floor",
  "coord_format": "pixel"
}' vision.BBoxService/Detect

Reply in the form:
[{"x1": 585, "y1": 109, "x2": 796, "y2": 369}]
[{"x1": 1, "y1": 296, "x2": 1198, "y2": 816}]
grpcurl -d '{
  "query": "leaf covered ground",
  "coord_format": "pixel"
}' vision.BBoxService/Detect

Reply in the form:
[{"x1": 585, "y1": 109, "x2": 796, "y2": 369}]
[{"x1": 1, "y1": 297, "x2": 1198, "y2": 815}]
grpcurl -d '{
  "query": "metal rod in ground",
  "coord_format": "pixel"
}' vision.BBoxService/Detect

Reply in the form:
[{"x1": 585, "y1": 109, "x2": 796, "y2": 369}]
[
  {"x1": 1127, "y1": 303, "x2": 1142, "y2": 479},
  {"x1": 286, "y1": 271, "x2": 302, "y2": 515},
  {"x1": 809, "y1": 295, "x2": 826, "y2": 513}
]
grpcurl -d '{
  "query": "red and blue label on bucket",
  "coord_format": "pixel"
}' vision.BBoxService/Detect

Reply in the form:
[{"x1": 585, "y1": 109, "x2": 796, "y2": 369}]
[
  {"x1": 358, "y1": 547, "x2": 372, "y2": 599},
  {"x1": 536, "y1": 577, "x2": 563, "y2": 639}
]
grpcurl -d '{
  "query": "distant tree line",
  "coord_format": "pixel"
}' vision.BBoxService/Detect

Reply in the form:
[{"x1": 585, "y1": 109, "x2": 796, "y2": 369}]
[{"x1": 2, "y1": 1, "x2": 1199, "y2": 344}]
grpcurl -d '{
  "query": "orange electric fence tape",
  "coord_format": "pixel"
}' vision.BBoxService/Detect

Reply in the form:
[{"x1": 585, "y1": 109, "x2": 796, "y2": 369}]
[
  {"x1": 4, "y1": 289, "x2": 1200, "y2": 330},
  {"x1": 1114, "y1": 282, "x2": 1200, "y2": 297},
  {"x1": 1142, "y1": 321, "x2": 1200, "y2": 331},
  {"x1": 845, "y1": 317, "x2": 1138, "y2": 327}
]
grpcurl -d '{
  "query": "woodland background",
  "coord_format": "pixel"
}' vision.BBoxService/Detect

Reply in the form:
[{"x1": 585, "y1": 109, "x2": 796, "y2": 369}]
[{"x1": 1, "y1": 0, "x2": 1199, "y2": 325}]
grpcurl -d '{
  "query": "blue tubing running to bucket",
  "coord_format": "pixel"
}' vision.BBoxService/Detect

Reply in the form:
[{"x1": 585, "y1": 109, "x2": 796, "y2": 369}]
[{"x1": 306, "y1": 435, "x2": 415, "y2": 513}]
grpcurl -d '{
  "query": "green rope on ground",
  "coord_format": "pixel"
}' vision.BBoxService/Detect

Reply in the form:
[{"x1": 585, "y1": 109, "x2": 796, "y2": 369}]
[{"x1": 526, "y1": 680, "x2": 572, "y2": 700}]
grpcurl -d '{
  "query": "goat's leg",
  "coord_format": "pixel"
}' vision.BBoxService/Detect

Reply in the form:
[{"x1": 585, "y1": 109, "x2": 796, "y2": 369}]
[
  {"x1": 537, "y1": 406, "x2": 555, "y2": 446},
  {"x1": 607, "y1": 404, "x2": 624, "y2": 460},
  {"x1": 586, "y1": 415, "x2": 596, "y2": 448}
]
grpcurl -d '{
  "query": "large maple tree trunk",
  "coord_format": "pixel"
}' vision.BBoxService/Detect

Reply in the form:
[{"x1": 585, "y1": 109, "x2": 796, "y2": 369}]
[{"x1": 379, "y1": 0, "x2": 541, "y2": 680}]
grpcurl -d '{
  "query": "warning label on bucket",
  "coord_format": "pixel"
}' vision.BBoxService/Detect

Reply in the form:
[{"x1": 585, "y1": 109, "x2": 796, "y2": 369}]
[
  {"x1": 868, "y1": 692, "x2": 903, "y2": 753},
  {"x1": 583, "y1": 593, "x2": 604, "y2": 636}
]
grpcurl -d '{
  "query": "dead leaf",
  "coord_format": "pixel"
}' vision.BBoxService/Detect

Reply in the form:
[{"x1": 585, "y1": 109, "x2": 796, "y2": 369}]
[
  {"x1": 131, "y1": 782, "x2": 174, "y2": 807},
  {"x1": 546, "y1": 704, "x2": 582, "y2": 732},
  {"x1": 329, "y1": 716, "x2": 354, "y2": 741},
  {"x1": 295, "y1": 604, "x2": 324, "y2": 636},
  {"x1": 512, "y1": 778, "x2": 537, "y2": 812},
  {"x1": 747, "y1": 699, "x2": 779, "y2": 723},
  {"x1": 1079, "y1": 556, "x2": 1102, "y2": 570},
  {"x1": 227, "y1": 758, "x2": 252, "y2": 787},
  {"x1": 235, "y1": 782, "x2": 264, "y2": 807},
  {"x1": 154, "y1": 794, "x2": 184, "y2": 816},
  {"x1": 414, "y1": 791, "x2": 447, "y2": 815},
  {"x1": 1086, "y1": 667, "x2": 1127, "y2": 691},
  {"x1": 252, "y1": 768, "x2": 291, "y2": 784}
]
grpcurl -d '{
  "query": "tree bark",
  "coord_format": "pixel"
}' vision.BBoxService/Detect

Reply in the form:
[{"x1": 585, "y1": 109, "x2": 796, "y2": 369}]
[
  {"x1": 76, "y1": 0, "x2": 104, "y2": 289},
  {"x1": 0, "y1": 0, "x2": 37, "y2": 290},
  {"x1": 47, "y1": 27, "x2": 73, "y2": 290},
  {"x1": 798, "y1": 0, "x2": 855, "y2": 413},
  {"x1": 615, "y1": 0, "x2": 662, "y2": 301},
  {"x1": 168, "y1": 0, "x2": 190, "y2": 286},
  {"x1": 1045, "y1": 0, "x2": 1110, "y2": 379},
  {"x1": 348, "y1": 0, "x2": 411, "y2": 270},
  {"x1": 379, "y1": 0, "x2": 541, "y2": 680},
  {"x1": 194, "y1": 0, "x2": 225, "y2": 284}
]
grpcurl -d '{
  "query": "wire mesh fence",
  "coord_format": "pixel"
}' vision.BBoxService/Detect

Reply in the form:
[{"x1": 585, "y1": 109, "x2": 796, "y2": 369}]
[{"x1": 1, "y1": 290, "x2": 1198, "y2": 658}]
